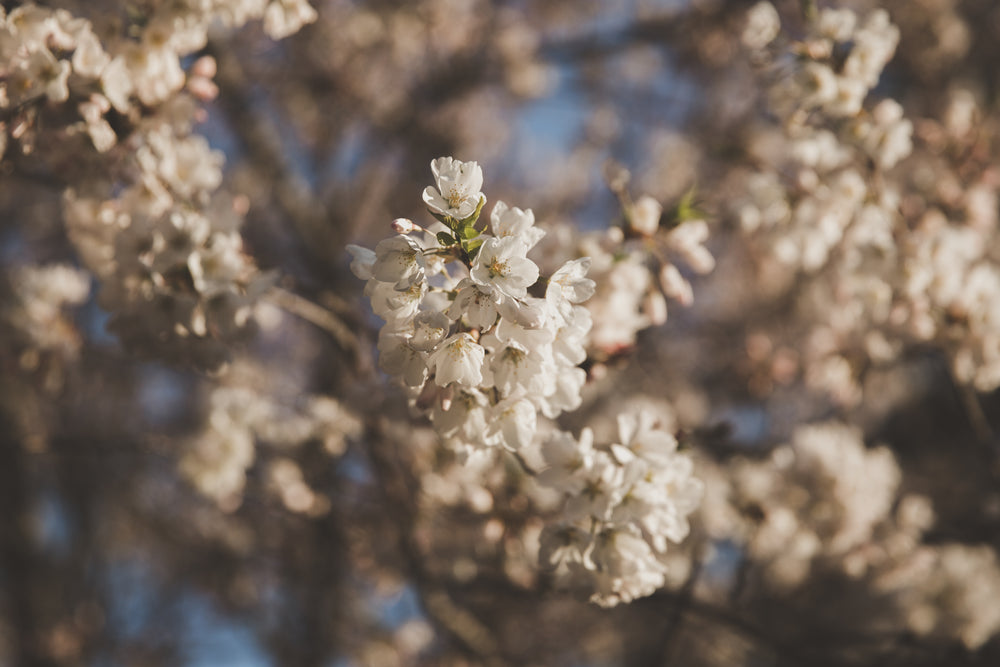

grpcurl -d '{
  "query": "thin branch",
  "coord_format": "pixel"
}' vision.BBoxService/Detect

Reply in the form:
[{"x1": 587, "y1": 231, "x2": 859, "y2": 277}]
[
  {"x1": 265, "y1": 286, "x2": 360, "y2": 356},
  {"x1": 207, "y1": 40, "x2": 336, "y2": 265},
  {"x1": 362, "y1": 418, "x2": 507, "y2": 666},
  {"x1": 955, "y1": 377, "x2": 993, "y2": 445},
  {"x1": 652, "y1": 543, "x2": 704, "y2": 663},
  {"x1": 507, "y1": 449, "x2": 539, "y2": 476}
]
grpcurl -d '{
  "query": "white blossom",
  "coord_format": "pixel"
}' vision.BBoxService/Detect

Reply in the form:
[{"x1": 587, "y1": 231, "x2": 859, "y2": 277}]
[
  {"x1": 372, "y1": 235, "x2": 426, "y2": 289},
  {"x1": 470, "y1": 236, "x2": 539, "y2": 299},
  {"x1": 629, "y1": 196, "x2": 662, "y2": 236},
  {"x1": 742, "y1": 2, "x2": 781, "y2": 51},
  {"x1": 427, "y1": 333, "x2": 486, "y2": 387},
  {"x1": 422, "y1": 157, "x2": 485, "y2": 220},
  {"x1": 491, "y1": 200, "x2": 545, "y2": 248},
  {"x1": 448, "y1": 278, "x2": 500, "y2": 329}
]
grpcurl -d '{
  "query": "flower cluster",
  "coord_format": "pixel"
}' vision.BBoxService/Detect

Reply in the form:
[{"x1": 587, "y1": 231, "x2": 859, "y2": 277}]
[
  {"x1": 533, "y1": 179, "x2": 714, "y2": 359},
  {"x1": 0, "y1": 3, "x2": 316, "y2": 368},
  {"x1": 900, "y1": 184, "x2": 1000, "y2": 391},
  {"x1": 3, "y1": 264, "x2": 90, "y2": 359},
  {"x1": 736, "y1": 4, "x2": 1000, "y2": 404},
  {"x1": 0, "y1": 2, "x2": 316, "y2": 156},
  {"x1": 734, "y1": 4, "x2": 923, "y2": 404},
  {"x1": 696, "y1": 421, "x2": 1000, "y2": 649},
  {"x1": 739, "y1": 4, "x2": 911, "y2": 268},
  {"x1": 350, "y1": 159, "x2": 705, "y2": 606},
  {"x1": 537, "y1": 412, "x2": 703, "y2": 607},
  {"x1": 768, "y1": 5, "x2": 901, "y2": 119},
  {"x1": 727, "y1": 422, "x2": 901, "y2": 588},
  {"x1": 64, "y1": 117, "x2": 271, "y2": 369},
  {"x1": 349, "y1": 157, "x2": 596, "y2": 453},
  {"x1": 181, "y1": 378, "x2": 359, "y2": 511}
]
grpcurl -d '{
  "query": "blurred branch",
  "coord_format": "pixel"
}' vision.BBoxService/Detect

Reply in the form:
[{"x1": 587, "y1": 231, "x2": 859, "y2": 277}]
[
  {"x1": 207, "y1": 39, "x2": 338, "y2": 266},
  {"x1": 954, "y1": 375, "x2": 993, "y2": 445},
  {"x1": 0, "y1": 435, "x2": 44, "y2": 666},
  {"x1": 363, "y1": 417, "x2": 507, "y2": 666},
  {"x1": 650, "y1": 544, "x2": 704, "y2": 664},
  {"x1": 537, "y1": 0, "x2": 757, "y2": 64},
  {"x1": 265, "y1": 287, "x2": 360, "y2": 358}
]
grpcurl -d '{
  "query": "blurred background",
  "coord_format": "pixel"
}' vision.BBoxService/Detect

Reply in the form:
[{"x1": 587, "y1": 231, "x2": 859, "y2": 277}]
[{"x1": 2, "y1": 0, "x2": 1000, "y2": 665}]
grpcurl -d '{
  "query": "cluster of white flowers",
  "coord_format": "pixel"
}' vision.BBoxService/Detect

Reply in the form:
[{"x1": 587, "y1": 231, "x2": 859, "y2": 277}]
[
  {"x1": 3, "y1": 264, "x2": 91, "y2": 359},
  {"x1": 736, "y1": 4, "x2": 1000, "y2": 402},
  {"x1": 901, "y1": 201, "x2": 1000, "y2": 392},
  {"x1": 734, "y1": 4, "x2": 921, "y2": 403},
  {"x1": 726, "y1": 422, "x2": 901, "y2": 588},
  {"x1": 537, "y1": 413, "x2": 703, "y2": 607},
  {"x1": 350, "y1": 158, "x2": 705, "y2": 605},
  {"x1": 0, "y1": 2, "x2": 316, "y2": 156},
  {"x1": 534, "y1": 225, "x2": 653, "y2": 357},
  {"x1": 534, "y1": 193, "x2": 714, "y2": 359},
  {"x1": 181, "y1": 381, "x2": 359, "y2": 511},
  {"x1": 887, "y1": 543, "x2": 1000, "y2": 650},
  {"x1": 738, "y1": 5, "x2": 912, "y2": 273},
  {"x1": 349, "y1": 157, "x2": 596, "y2": 453},
  {"x1": 63, "y1": 116, "x2": 271, "y2": 368},
  {"x1": 696, "y1": 420, "x2": 1000, "y2": 649},
  {"x1": 0, "y1": 3, "x2": 317, "y2": 368},
  {"x1": 769, "y1": 6, "x2": 901, "y2": 119}
]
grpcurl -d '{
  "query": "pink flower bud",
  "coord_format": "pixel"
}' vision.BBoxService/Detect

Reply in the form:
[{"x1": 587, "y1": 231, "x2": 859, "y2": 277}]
[
  {"x1": 192, "y1": 56, "x2": 217, "y2": 80},
  {"x1": 392, "y1": 218, "x2": 416, "y2": 234}
]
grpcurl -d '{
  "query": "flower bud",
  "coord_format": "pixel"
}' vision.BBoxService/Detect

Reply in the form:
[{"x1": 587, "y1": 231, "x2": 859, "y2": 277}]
[
  {"x1": 644, "y1": 290, "x2": 668, "y2": 326},
  {"x1": 630, "y1": 196, "x2": 662, "y2": 236},
  {"x1": 392, "y1": 218, "x2": 416, "y2": 234},
  {"x1": 659, "y1": 263, "x2": 693, "y2": 306},
  {"x1": 192, "y1": 56, "x2": 218, "y2": 79}
]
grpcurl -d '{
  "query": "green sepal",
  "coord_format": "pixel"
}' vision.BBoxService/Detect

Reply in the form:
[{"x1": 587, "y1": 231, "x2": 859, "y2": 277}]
[
  {"x1": 463, "y1": 237, "x2": 485, "y2": 261},
  {"x1": 677, "y1": 188, "x2": 704, "y2": 220},
  {"x1": 436, "y1": 231, "x2": 456, "y2": 247},
  {"x1": 459, "y1": 223, "x2": 480, "y2": 240},
  {"x1": 430, "y1": 211, "x2": 456, "y2": 227},
  {"x1": 458, "y1": 195, "x2": 487, "y2": 228}
]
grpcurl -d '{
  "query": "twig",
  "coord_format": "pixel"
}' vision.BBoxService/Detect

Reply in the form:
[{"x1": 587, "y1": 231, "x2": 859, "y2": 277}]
[
  {"x1": 363, "y1": 418, "x2": 507, "y2": 666},
  {"x1": 208, "y1": 40, "x2": 337, "y2": 264},
  {"x1": 265, "y1": 286, "x2": 359, "y2": 356},
  {"x1": 956, "y1": 379, "x2": 993, "y2": 444},
  {"x1": 652, "y1": 543, "x2": 704, "y2": 663},
  {"x1": 422, "y1": 590, "x2": 504, "y2": 667},
  {"x1": 508, "y1": 449, "x2": 539, "y2": 476}
]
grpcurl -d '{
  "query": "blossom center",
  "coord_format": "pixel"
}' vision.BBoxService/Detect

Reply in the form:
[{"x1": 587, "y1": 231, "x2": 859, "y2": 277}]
[
  {"x1": 488, "y1": 257, "x2": 509, "y2": 278},
  {"x1": 501, "y1": 346, "x2": 526, "y2": 366},
  {"x1": 446, "y1": 185, "x2": 468, "y2": 209},
  {"x1": 448, "y1": 336, "x2": 469, "y2": 358}
]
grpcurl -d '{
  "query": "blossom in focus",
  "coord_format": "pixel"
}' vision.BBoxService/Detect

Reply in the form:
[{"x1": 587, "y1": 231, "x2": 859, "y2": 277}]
[
  {"x1": 470, "y1": 236, "x2": 539, "y2": 299},
  {"x1": 427, "y1": 333, "x2": 486, "y2": 387},
  {"x1": 422, "y1": 157, "x2": 485, "y2": 220},
  {"x1": 491, "y1": 200, "x2": 545, "y2": 248},
  {"x1": 372, "y1": 235, "x2": 425, "y2": 289}
]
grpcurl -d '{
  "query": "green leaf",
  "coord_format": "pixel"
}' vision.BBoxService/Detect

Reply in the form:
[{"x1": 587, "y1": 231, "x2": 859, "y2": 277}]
[
  {"x1": 801, "y1": 0, "x2": 818, "y2": 22},
  {"x1": 436, "y1": 231, "x2": 456, "y2": 246}
]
